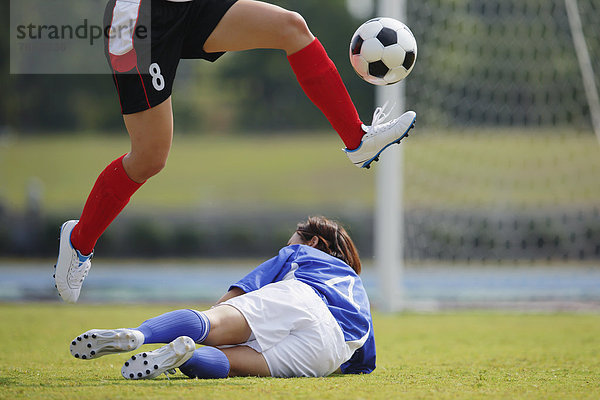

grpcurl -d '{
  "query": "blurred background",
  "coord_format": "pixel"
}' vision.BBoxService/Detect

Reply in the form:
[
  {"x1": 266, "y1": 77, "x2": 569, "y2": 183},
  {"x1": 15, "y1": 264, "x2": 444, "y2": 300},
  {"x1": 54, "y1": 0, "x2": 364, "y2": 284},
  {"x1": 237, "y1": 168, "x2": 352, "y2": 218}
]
[{"x1": 1, "y1": 0, "x2": 599, "y2": 309}]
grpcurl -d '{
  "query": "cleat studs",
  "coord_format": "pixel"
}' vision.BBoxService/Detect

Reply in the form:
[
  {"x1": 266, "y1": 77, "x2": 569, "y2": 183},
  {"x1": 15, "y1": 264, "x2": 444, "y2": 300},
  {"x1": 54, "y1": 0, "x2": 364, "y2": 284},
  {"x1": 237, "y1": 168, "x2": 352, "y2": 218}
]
[
  {"x1": 154, "y1": 365, "x2": 158, "y2": 369},
  {"x1": 87, "y1": 344, "x2": 92, "y2": 348},
  {"x1": 77, "y1": 337, "x2": 82, "y2": 341},
  {"x1": 92, "y1": 334, "x2": 97, "y2": 339},
  {"x1": 131, "y1": 356, "x2": 136, "y2": 360},
  {"x1": 125, "y1": 362, "x2": 129, "y2": 367},
  {"x1": 74, "y1": 354, "x2": 79, "y2": 358},
  {"x1": 53, "y1": 274, "x2": 55, "y2": 278},
  {"x1": 83, "y1": 334, "x2": 88, "y2": 339},
  {"x1": 137, "y1": 372, "x2": 142, "y2": 378},
  {"x1": 144, "y1": 361, "x2": 148, "y2": 365},
  {"x1": 72, "y1": 341, "x2": 76, "y2": 346},
  {"x1": 143, "y1": 353, "x2": 147, "y2": 358},
  {"x1": 129, "y1": 373, "x2": 134, "y2": 378},
  {"x1": 146, "y1": 370, "x2": 150, "y2": 375},
  {"x1": 90, "y1": 351, "x2": 95, "y2": 355},
  {"x1": 81, "y1": 355, "x2": 86, "y2": 359}
]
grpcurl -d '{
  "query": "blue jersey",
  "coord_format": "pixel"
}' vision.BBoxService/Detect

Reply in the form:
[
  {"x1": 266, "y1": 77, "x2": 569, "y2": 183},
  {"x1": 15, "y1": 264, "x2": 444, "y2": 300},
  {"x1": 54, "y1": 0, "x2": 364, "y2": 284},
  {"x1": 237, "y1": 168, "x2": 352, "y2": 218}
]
[{"x1": 229, "y1": 244, "x2": 376, "y2": 374}]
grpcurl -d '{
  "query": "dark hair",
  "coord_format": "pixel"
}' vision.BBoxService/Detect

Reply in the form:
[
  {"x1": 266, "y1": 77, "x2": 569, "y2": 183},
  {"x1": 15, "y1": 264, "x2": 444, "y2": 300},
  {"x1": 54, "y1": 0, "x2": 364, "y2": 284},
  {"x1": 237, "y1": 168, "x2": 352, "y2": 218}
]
[{"x1": 295, "y1": 216, "x2": 362, "y2": 275}]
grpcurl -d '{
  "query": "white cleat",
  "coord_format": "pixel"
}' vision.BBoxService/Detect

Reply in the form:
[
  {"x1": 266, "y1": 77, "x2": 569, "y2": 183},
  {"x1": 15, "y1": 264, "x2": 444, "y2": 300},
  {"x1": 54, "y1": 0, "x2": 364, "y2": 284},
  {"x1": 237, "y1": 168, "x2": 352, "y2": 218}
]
[
  {"x1": 344, "y1": 107, "x2": 416, "y2": 169},
  {"x1": 70, "y1": 329, "x2": 144, "y2": 360},
  {"x1": 121, "y1": 336, "x2": 196, "y2": 380},
  {"x1": 54, "y1": 220, "x2": 92, "y2": 303}
]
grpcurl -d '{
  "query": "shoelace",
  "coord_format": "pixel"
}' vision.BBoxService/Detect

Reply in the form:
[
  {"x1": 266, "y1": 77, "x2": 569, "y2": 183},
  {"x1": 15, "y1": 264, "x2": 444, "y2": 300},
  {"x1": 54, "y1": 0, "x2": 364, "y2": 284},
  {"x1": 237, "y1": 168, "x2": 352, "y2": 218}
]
[
  {"x1": 368, "y1": 102, "x2": 397, "y2": 134},
  {"x1": 67, "y1": 253, "x2": 92, "y2": 287}
]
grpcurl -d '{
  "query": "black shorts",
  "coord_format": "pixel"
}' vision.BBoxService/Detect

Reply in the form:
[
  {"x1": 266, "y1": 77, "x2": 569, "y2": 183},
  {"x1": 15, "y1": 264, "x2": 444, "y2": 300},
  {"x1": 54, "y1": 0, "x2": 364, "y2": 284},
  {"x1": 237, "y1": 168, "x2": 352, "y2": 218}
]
[{"x1": 103, "y1": 0, "x2": 237, "y2": 114}]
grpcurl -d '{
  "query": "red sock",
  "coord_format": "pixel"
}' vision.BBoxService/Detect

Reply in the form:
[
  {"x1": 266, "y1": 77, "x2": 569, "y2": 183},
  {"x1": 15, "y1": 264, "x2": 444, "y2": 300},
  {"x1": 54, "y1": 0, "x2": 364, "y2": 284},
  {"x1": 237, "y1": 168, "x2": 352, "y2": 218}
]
[
  {"x1": 288, "y1": 38, "x2": 364, "y2": 150},
  {"x1": 71, "y1": 154, "x2": 143, "y2": 255}
]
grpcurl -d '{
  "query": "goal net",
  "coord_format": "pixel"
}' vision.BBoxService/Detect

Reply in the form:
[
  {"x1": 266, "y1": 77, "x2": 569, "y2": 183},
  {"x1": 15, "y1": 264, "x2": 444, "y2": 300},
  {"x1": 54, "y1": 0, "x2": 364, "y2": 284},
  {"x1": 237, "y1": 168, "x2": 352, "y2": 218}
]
[{"x1": 398, "y1": 0, "x2": 600, "y2": 264}]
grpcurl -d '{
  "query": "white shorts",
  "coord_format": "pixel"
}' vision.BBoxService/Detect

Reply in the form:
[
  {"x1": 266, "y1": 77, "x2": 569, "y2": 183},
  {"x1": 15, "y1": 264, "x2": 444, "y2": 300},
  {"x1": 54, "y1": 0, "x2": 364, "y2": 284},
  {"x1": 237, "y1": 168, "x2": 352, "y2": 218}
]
[{"x1": 222, "y1": 279, "x2": 355, "y2": 377}]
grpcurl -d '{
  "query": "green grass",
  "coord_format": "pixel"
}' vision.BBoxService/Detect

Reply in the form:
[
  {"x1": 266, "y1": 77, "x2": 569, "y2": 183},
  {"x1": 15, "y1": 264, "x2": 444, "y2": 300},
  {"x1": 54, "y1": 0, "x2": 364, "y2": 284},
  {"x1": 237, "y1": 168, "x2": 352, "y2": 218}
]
[
  {"x1": 1, "y1": 130, "x2": 599, "y2": 212},
  {"x1": 1, "y1": 304, "x2": 599, "y2": 399}
]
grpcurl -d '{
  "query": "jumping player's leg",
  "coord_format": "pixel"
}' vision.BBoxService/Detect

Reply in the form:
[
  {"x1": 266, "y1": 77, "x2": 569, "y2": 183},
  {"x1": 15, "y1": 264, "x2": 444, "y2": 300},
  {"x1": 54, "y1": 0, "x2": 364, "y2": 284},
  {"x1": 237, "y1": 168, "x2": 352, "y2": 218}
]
[
  {"x1": 55, "y1": 99, "x2": 173, "y2": 303},
  {"x1": 72, "y1": 98, "x2": 173, "y2": 252},
  {"x1": 203, "y1": 0, "x2": 364, "y2": 150},
  {"x1": 203, "y1": 0, "x2": 417, "y2": 168}
]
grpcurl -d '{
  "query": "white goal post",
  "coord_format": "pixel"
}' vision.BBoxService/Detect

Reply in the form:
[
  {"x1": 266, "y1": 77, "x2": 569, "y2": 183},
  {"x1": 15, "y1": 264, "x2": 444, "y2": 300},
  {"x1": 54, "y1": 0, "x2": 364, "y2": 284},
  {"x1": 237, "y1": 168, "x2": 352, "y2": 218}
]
[
  {"x1": 565, "y1": 0, "x2": 600, "y2": 145},
  {"x1": 375, "y1": 0, "x2": 406, "y2": 313}
]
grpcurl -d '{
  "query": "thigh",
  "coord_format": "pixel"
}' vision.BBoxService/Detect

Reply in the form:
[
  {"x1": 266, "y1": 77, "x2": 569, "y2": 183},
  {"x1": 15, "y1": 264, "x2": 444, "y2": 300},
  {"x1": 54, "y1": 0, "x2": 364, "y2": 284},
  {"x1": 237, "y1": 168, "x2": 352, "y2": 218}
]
[
  {"x1": 203, "y1": 304, "x2": 253, "y2": 347},
  {"x1": 220, "y1": 345, "x2": 270, "y2": 377},
  {"x1": 203, "y1": 0, "x2": 314, "y2": 54}
]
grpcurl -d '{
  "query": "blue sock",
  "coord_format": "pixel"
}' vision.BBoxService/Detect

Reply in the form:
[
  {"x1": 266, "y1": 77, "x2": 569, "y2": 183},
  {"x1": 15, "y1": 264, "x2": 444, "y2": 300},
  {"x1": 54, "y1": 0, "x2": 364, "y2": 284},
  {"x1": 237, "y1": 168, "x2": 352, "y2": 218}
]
[
  {"x1": 135, "y1": 309, "x2": 210, "y2": 344},
  {"x1": 179, "y1": 346, "x2": 230, "y2": 379}
]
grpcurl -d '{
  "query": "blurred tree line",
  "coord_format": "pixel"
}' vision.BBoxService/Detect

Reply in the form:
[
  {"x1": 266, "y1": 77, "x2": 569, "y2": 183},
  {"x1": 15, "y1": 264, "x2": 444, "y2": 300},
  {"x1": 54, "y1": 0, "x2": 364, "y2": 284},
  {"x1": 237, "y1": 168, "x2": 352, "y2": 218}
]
[
  {"x1": 1, "y1": 0, "x2": 374, "y2": 134},
  {"x1": 3, "y1": 0, "x2": 597, "y2": 134}
]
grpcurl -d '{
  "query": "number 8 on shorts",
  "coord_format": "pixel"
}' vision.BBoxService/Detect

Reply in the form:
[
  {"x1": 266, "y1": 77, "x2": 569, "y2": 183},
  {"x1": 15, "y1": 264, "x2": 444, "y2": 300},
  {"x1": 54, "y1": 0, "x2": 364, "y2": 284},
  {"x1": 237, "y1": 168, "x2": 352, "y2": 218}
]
[{"x1": 149, "y1": 63, "x2": 165, "y2": 91}]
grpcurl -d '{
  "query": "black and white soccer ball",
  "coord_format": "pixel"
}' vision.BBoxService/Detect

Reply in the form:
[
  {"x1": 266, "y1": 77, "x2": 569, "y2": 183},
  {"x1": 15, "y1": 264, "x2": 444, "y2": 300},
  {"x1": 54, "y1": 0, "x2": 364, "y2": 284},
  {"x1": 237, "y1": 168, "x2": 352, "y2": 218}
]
[{"x1": 349, "y1": 17, "x2": 417, "y2": 85}]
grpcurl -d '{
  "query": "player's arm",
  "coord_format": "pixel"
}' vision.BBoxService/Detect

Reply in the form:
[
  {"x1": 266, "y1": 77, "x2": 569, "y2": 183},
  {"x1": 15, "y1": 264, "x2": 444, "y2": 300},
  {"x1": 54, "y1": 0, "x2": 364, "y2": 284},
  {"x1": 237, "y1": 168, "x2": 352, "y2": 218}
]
[
  {"x1": 214, "y1": 286, "x2": 246, "y2": 305},
  {"x1": 214, "y1": 247, "x2": 296, "y2": 306}
]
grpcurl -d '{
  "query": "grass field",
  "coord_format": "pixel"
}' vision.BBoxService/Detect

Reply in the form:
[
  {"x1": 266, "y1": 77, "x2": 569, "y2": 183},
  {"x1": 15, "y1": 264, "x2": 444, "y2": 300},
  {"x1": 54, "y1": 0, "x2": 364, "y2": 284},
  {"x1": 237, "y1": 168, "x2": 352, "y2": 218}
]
[
  {"x1": 1, "y1": 131, "x2": 599, "y2": 212},
  {"x1": 1, "y1": 304, "x2": 599, "y2": 399}
]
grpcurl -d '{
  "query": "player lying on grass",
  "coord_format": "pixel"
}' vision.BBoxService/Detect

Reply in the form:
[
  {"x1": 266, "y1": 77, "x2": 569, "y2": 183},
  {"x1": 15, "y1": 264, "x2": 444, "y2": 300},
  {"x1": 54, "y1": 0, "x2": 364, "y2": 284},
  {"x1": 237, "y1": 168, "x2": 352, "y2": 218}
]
[
  {"x1": 69, "y1": 217, "x2": 375, "y2": 379},
  {"x1": 54, "y1": 0, "x2": 416, "y2": 303}
]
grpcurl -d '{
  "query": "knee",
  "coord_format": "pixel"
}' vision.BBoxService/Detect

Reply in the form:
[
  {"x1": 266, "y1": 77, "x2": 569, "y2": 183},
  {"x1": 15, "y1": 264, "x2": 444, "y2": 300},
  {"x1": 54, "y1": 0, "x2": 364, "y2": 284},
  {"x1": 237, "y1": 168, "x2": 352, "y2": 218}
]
[
  {"x1": 280, "y1": 11, "x2": 313, "y2": 53},
  {"x1": 124, "y1": 153, "x2": 168, "y2": 181},
  {"x1": 138, "y1": 157, "x2": 167, "y2": 180},
  {"x1": 285, "y1": 11, "x2": 310, "y2": 35}
]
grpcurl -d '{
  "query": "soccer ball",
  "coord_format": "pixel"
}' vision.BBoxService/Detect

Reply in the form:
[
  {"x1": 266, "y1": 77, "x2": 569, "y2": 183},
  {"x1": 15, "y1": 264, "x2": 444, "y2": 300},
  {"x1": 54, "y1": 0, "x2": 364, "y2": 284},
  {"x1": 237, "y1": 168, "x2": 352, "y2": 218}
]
[{"x1": 349, "y1": 17, "x2": 417, "y2": 85}]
